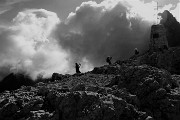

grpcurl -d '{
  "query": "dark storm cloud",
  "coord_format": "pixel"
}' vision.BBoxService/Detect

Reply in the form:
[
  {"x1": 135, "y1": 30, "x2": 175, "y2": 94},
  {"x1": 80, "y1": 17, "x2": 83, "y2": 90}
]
[{"x1": 56, "y1": 0, "x2": 153, "y2": 66}]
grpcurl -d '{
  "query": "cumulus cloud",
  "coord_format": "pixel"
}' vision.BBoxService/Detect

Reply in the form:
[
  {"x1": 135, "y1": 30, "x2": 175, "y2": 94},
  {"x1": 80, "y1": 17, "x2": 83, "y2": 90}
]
[
  {"x1": 56, "y1": 0, "x2": 180, "y2": 69},
  {"x1": 55, "y1": 0, "x2": 158, "y2": 67},
  {"x1": 0, "y1": 9, "x2": 72, "y2": 80}
]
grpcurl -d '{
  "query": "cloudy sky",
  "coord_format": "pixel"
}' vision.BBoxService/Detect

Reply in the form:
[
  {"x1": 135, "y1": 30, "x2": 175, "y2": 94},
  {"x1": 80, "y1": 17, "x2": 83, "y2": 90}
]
[
  {"x1": 0, "y1": 0, "x2": 179, "y2": 21},
  {"x1": 0, "y1": 0, "x2": 179, "y2": 80}
]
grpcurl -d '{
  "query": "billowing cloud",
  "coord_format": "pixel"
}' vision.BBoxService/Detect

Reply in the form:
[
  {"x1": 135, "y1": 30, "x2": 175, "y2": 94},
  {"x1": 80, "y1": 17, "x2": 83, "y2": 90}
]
[
  {"x1": 56, "y1": 0, "x2": 180, "y2": 68},
  {"x1": 0, "y1": 9, "x2": 72, "y2": 80},
  {"x1": 56, "y1": 0, "x2": 158, "y2": 67}
]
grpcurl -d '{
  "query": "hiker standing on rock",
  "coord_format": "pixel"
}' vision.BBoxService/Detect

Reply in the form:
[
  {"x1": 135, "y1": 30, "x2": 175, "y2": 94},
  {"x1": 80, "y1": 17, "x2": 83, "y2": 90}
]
[
  {"x1": 75, "y1": 63, "x2": 81, "y2": 74},
  {"x1": 134, "y1": 48, "x2": 139, "y2": 55},
  {"x1": 106, "y1": 56, "x2": 112, "y2": 65}
]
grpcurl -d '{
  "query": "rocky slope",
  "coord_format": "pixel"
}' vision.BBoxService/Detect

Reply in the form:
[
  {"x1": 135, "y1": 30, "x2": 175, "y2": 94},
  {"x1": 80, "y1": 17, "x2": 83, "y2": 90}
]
[
  {"x1": 0, "y1": 62, "x2": 180, "y2": 120},
  {"x1": 0, "y1": 73, "x2": 35, "y2": 92},
  {"x1": 140, "y1": 47, "x2": 180, "y2": 75},
  {"x1": 0, "y1": 9, "x2": 180, "y2": 120},
  {"x1": 159, "y1": 10, "x2": 180, "y2": 47}
]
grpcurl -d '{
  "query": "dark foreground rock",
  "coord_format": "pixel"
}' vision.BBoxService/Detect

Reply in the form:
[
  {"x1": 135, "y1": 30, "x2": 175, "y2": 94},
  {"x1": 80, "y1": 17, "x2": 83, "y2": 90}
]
[
  {"x1": 0, "y1": 63, "x2": 180, "y2": 120},
  {"x1": 0, "y1": 73, "x2": 35, "y2": 92},
  {"x1": 140, "y1": 47, "x2": 180, "y2": 75}
]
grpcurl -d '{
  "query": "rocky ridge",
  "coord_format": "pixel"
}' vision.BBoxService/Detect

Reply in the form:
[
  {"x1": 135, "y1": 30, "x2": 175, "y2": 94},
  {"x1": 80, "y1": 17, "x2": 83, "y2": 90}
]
[
  {"x1": 1, "y1": 10, "x2": 180, "y2": 120},
  {"x1": 0, "y1": 62, "x2": 180, "y2": 120},
  {"x1": 159, "y1": 10, "x2": 180, "y2": 47}
]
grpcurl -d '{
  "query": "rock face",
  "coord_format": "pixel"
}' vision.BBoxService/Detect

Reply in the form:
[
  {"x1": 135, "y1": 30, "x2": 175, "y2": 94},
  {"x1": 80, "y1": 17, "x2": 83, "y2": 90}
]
[
  {"x1": 159, "y1": 10, "x2": 180, "y2": 47},
  {"x1": 0, "y1": 63, "x2": 180, "y2": 120},
  {"x1": 140, "y1": 47, "x2": 180, "y2": 75},
  {"x1": 140, "y1": 10, "x2": 180, "y2": 75},
  {"x1": 149, "y1": 25, "x2": 168, "y2": 51},
  {"x1": 0, "y1": 73, "x2": 35, "y2": 92},
  {"x1": 0, "y1": 10, "x2": 180, "y2": 120}
]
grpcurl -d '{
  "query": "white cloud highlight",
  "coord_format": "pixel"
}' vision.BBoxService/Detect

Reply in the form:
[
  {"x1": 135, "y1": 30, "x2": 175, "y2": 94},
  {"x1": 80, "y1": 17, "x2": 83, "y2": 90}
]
[{"x1": 0, "y1": 9, "x2": 72, "y2": 79}]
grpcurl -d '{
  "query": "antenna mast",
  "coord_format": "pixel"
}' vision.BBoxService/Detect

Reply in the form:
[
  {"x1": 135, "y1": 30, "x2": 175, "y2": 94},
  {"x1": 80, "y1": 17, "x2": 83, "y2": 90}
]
[{"x1": 154, "y1": 2, "x2": 162, "y2": 24}]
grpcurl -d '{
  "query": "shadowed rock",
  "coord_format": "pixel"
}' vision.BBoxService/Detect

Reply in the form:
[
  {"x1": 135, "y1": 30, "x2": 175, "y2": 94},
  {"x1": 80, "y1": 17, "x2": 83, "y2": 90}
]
[{"x1": 0, "y1": 73, "x2": 35, "y2": 93}]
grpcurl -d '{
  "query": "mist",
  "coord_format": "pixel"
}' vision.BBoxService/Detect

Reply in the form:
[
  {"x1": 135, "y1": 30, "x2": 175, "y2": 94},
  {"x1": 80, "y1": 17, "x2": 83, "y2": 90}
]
[
  {"x1": 0, "y1": 9, "x2": 70, "y2": 80},
  {"x1": 0, "y1": 0, "x2": 179, "y2": 80}
]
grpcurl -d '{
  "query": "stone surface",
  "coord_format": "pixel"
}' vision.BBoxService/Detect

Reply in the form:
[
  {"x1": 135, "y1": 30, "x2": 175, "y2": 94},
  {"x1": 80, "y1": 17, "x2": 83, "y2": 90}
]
[{"x1": 0, "y1": 63, "x2": 179, "y2": 120}]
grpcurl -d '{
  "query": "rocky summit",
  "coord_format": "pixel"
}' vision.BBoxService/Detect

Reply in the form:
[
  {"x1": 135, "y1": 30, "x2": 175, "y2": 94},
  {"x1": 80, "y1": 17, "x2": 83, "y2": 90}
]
[
  {"x1": 1, "y1": 10, "x2": 180, "y2": 120},
  {"x1": 0, "y1": 61, "x2": 180, "y2": 120}
]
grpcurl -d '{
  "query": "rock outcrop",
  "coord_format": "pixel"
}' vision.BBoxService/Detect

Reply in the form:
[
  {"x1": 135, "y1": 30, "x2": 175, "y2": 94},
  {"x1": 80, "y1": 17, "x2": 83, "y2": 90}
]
[
  {"x1": 1, "y1": 10, "x2": 180, "y2": 120},
  {"x1": 140, "y1": 47, "x2": 180, "y2": 75},
  {"x1": 0, "y1": 73, "x2": 35, "y2": 93},
  {"x1": 0, "y1": 63, "x2": 180, "y2": 120},
  {"x1": 159, "y1": 10, "x2": 180, "y2": 47}
]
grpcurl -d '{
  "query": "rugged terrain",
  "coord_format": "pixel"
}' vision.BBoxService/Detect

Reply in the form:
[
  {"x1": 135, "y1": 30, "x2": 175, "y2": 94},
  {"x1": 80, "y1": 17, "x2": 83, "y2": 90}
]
[
  {"x1": 1, "y1": 10, "x2": 180, "y2": 120},
  {"x1": 0, "y1": 60, "x2": 180, "y2": 120}
]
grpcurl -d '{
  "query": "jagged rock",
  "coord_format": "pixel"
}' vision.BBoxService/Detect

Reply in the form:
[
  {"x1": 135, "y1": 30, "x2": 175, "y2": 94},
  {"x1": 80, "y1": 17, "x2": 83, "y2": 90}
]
[
  {"x1": 29, "y1": 110, "x2": 54, "y2": 120},
  {"x1": 0, "y1": 73, "x2": 34, "y2": 92},
  {"x1": 1, "y1": 60, "x2": 180, "y2": 120},
  {"x1": 91, "y1": 65, "x2": 122, "y2": 74},
  {"x1": 0, "y1": 102, "x2": 19, "y2": 118},
  {"x1": 35, "y1": 82, "x2": 46, "y2": 87},
  {"x1": 140, "y1": 48, "x2": 180, "y2": 75},
  {"x1": 71, "y1": 83, "x2": 86, "y2": 91},
  {"x1": 57, "y1": 87, "x2": 70, "y2": 93},
  {"x1": 117, "y1": 65, "x2": 173, "y2": 93},
  {"x1": 172, "y1": 75, "x2": 180, "y2": 87},
  {"x1": 57, "y1": 91, "x2": 144, "y2": 120},
  {"x1": 86, "y1": 85, "x2": 100, "y2": 92},
  {"x1": 105, "y1": 75, "x2": 123, "y2": 87},
  {"x1": 37, "y1": 86, "x2": 49, "y2": 96},
  {"x1": 43, "y1": 91, "x2": 64, "y2": 112},
  {"x1": 52, "y1": 73, "x2": 67, "y2": 82},
  {"x1": 159, "y1": 10, "x2": 180, "y2": 47},
  {"x1": 139, "y1": 11, "x2": 180, "y2": 76},
  {"x1": 111, "y1": 89, "x2": 140, "y2": 107},
  {"x1": 0, "y1": 98, "x2": 9, "y2": 108}
]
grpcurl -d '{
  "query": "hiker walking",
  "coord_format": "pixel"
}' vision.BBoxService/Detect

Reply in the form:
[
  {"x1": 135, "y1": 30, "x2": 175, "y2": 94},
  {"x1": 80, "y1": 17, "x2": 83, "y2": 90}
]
[
  {"x1": 106, "y1": 56, "x2": 112, "y2": 65},
  {"x1": 75, "y1": 63, "x2": 81, "y2": 74},
  {"x1": 134, "y1": 48, "x2": 139, "y2": 55}
]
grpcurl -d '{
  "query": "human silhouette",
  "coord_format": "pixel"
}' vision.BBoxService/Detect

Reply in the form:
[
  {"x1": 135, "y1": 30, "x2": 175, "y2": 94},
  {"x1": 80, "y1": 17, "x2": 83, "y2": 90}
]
[
  {"x1": 134, "y1": 48, "x2": 139, "y2": 55},
  {"x1": 75, "y1": 63, "x2": 81, "y2": 74},
  {"x1": 106, "y1": 56, "x2": 112, "y2": 65}
]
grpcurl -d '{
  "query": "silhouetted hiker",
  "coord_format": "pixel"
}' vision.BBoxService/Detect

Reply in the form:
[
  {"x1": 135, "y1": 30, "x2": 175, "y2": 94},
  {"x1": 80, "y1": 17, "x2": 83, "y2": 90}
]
[
  {"x1": 106, "y1": 56, "x2": 112, "y2": 65},
  {"x1": 75, "y1": 63, "x2": 81, "y2": 74},
  {"x1": 134, "y1": 48, "x2": 139, "y2": 55}
]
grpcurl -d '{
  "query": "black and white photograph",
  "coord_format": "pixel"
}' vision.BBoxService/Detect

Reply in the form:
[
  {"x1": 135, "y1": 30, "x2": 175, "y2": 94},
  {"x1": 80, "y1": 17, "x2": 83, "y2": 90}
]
[{"x1": 0, "y1": 0, "x2": 180, "y2": 119}]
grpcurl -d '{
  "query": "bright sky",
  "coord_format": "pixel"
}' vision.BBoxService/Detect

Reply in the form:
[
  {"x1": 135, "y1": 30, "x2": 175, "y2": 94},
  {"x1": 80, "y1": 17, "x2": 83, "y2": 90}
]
[{"x1": 0, "y1": 0, "x2": 179, "y2": 22}]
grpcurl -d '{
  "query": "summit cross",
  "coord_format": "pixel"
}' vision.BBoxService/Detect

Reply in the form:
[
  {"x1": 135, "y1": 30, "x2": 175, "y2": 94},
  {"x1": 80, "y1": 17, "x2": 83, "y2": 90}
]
[{"x1": 154, "y1": 2, "x2": 163, "y2": 24}]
